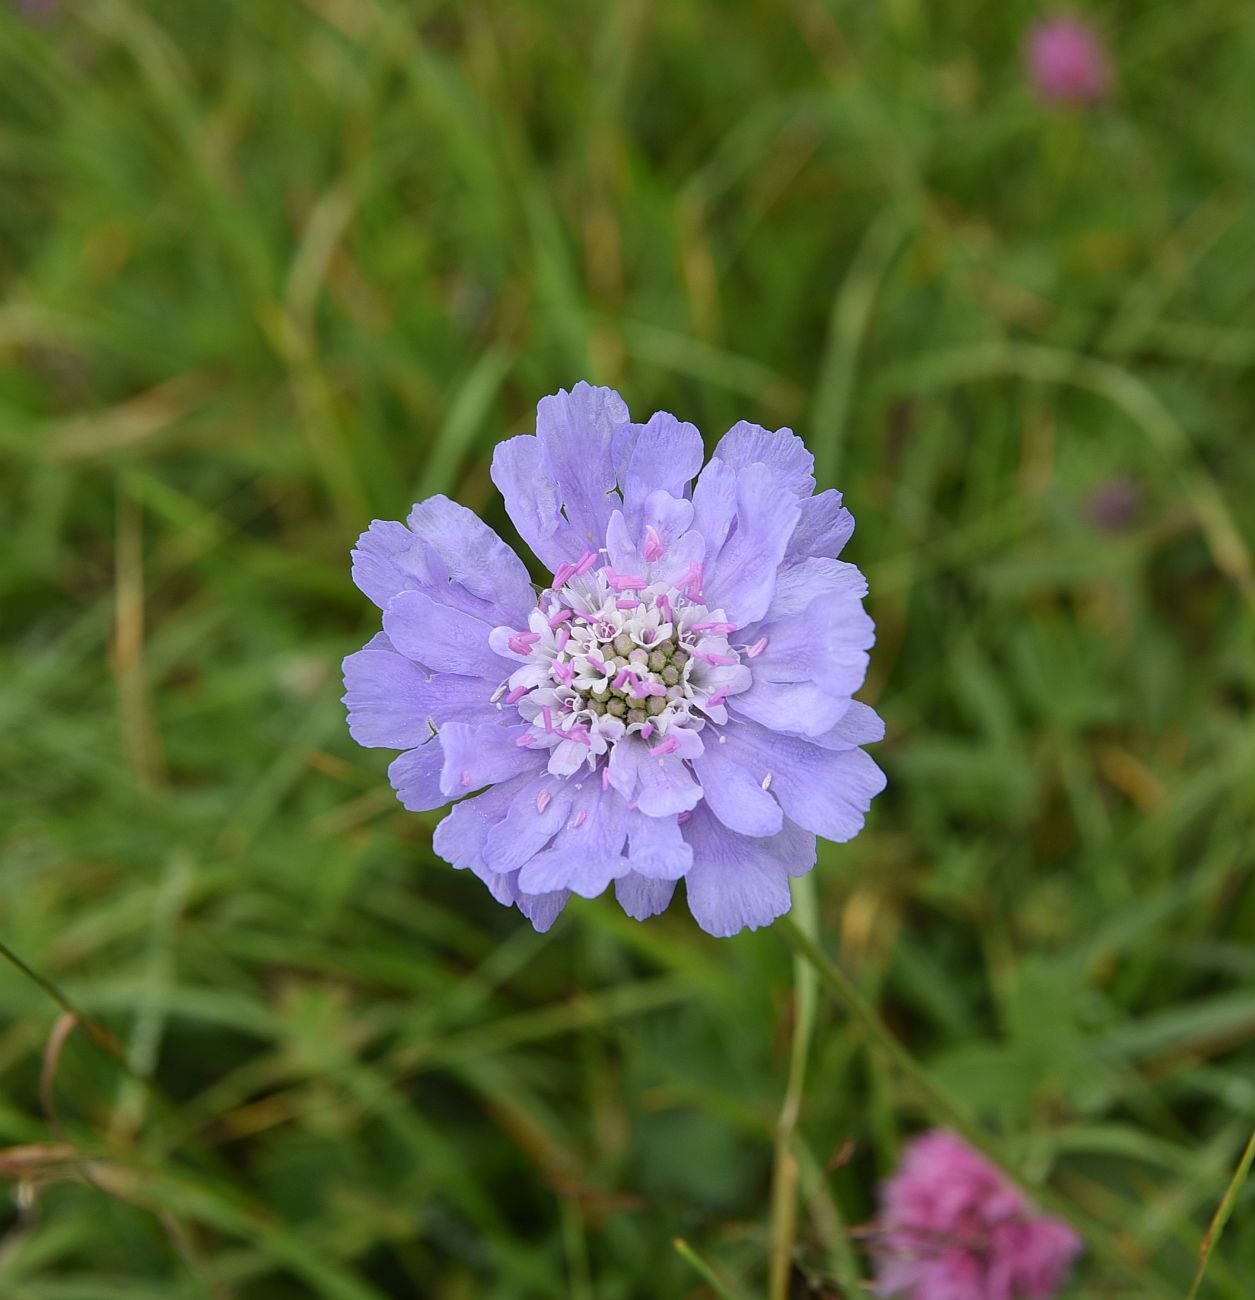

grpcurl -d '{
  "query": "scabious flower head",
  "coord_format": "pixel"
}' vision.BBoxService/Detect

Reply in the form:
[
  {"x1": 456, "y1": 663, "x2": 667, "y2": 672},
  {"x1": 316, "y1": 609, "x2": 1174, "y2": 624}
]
[
  {"x1": 876, "y1": 1131, "x2": 1082, "y2": 1300},
  {"x1": 1026, "y1": 15, "x2": 1111, "y2": 106},
  {"x1": 342, "y1": 384, "x2": 885, "y2": 936}
]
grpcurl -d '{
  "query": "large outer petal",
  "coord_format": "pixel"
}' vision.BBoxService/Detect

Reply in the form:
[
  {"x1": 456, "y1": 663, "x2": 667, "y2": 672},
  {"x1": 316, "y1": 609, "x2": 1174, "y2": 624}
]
[
  {"x1": 492, "y1": 383, "x2": 630, "y2": 570},
  {"x1": 406, "y1": 496, "x2": 536, "y2": 624},
  {"x1": 387, "y1": 743, "x2": 446, "y2": 812},
  {"x1": 714, "y1": 718, "x2": 886, "y2": 843},
  {"x1": 437, "y1": 721, "x2": 542, "y2": 796},
  {"x1": 483, "y1": 774, "x2": 577, "y2": 875},
  {"x1": 691, "y1": 741, "x2": 783, "y2": 837},
  {"x1": 351, "y1": 520, "x2": 440, "y2": 609},
  {"x1": 352, "y1": 497, "x2": 534, "y2": 625},
  {"x1": 515, "y1": 783, "x2": 630, "y2": 898},
  {"x1": 625, "y1": 811, "x2": 693, "y2": 879},
  {"x1": 431, "y1": 774, "x2": 533, "y2": 903},
  {"x1": 616, "y1": 410, "x2": 705, "y2": 532},
  {"x1": 608, "y1": 737, "x2": 703, "y2": 817},
  {"x1": 787, "y1": 489, "x2": 855, "y2": 561},
  {"x1": 807, "y1": 700, "x2": 885, "y2": 750},
  {"x1": 383, "y1": 590, "x2": 514, "y2": 679},
  {"x1": 681, "y1": 806, "x2": 816, "y2": 937},
  {"x1": 747, "y1": 594, "x2": 874, "y2": 689},
  {"x1": 712, "y1": 420, "x2": 815, "y2": 497},
  {"x1": 342, "y1": 633, "x2": 496, "y2": 748},
  {"x1": 700, "y1": 462, "x2": 801, "y2": 628},
  {"x1": 615, "y1": 873, "x2": 676, "y2": 921}
]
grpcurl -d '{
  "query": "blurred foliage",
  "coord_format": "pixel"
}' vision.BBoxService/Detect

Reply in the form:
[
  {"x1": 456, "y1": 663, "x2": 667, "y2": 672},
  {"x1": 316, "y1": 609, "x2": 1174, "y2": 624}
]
[{"x1": 1, "y1": 0, "x2": 1254, "y2": 1296}]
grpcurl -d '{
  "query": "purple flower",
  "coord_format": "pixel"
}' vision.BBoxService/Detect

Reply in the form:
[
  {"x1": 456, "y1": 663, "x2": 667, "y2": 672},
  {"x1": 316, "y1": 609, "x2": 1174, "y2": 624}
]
[
  {"x1": 875, "y1": 1131, "x2": 1082, "y2": 1300},
  {"x1": 342, "y1": 384, "x2": 885, "y2": 936},
  {"x1": 1026, "y1": 16, "x2": 1111, "y2": 106},
  {"x1": 1085, "y1": 475, "x2": 1141, "y2": 532}
]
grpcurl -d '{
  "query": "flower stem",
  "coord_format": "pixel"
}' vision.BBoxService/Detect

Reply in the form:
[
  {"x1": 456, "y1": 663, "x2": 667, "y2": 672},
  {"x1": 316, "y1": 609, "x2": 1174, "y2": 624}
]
[
  {"x1": 776, "y1": 915, "x2": 1176, "y2": 1300},
  {"x1": 768, "y1": 875, "x2": 818, "y2": 1300}
]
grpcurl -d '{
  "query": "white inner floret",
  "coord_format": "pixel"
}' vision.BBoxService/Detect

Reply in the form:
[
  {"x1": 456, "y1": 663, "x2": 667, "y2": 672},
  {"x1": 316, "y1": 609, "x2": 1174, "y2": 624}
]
[{"x1": 495, "y1": 561, "x2": 751, "y2": 778}]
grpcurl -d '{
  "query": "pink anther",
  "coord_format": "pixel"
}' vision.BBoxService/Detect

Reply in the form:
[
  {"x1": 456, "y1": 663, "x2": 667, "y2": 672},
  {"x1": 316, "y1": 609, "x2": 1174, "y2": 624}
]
[
  {"x1": 461, "y1": 770, "x2": 472, "y2": 787},
  {"x1": 555, "y1": 626, "x2": 570, "y2": 653},
  {"x1": 706, "y1": 686, "x2": 728, "y2": 709},
  {"x1": 573, "y1": 549, "x2": 599, "y2": 575},
  {"x1": 551, "y1": 562, "x2": 575, "y2": 589},
  {"x1": 548, "y1": 607, "x2": 573, "y2": 628},
  {"x1": 536, "y1": 789, "x2": 552, "y2": 814},
  {"x1": 601, "y1": 765, "x2": 610, "y2": 791},
  {"x1": 616, "y1": 598, "x2": 639, "y2": 610},
  {"x1": 570, "y1": 809, "x2": 588, "y2": 829},
  {"x1": 553, "y1": 661, "x2": 574, "y2": 686},
  {"x1": 745, "y1": 636, "x2": 768, "y2": 658},
  {"x1": 692, "y1": 620, "x2": 736, "y2": 634},
  {"x1": 515, "y1": 733, "x2": 534, "y2": 747},
  {"x1": 608, "y1": 571, "x2": 646, "y2": 593},
  {"x1": 649, "y1": 735, "x2": 680, "y2": 757},
  {"x1": 640, "y1": 722, "x2": 654, "y2": 740},
  {"x1": 657, "y1": 593, "x2": 671, "y2": 622},
  {"x1": 696, "y1": 650, "x2": 737, "y2": 667},
  {"x1": 541, "y1": 706, "x2": 554, "y2": 733},
  {"x1": 507, "y1": 631, "x2": 540, "y2": 655},
  {"x1": 643, "y1": 525, "x2": 665, "y2": 562},
  {"x1": 505, "y1": 685, "x2": 529, "y2": 705}
]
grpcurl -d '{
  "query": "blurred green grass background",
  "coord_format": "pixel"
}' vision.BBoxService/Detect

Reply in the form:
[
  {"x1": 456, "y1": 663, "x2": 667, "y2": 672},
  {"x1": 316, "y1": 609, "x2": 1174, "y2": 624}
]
[{"x1": 2, "y1": 1, "x2": 1255, "y2": 1296}]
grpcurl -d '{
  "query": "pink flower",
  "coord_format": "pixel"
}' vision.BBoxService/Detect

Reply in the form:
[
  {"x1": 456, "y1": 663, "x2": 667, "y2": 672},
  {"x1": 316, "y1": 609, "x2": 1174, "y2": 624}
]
[
  {"x1": 875, "y1": 1131, "x2": 1082, "y2": 1300},
  {"x1": 1026, "y1": 16, "x2": 1111, "y2": 106}
]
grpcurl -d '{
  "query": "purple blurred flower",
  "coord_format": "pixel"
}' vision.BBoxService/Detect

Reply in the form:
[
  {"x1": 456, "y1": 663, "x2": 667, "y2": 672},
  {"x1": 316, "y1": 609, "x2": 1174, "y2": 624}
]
[
  {"x1": 1026, "y1": 16, "x2": 1111, "y2": 106},
  {"x1": 343, "y1": 383, "x2": 885, "y2": 936},
  {"x1": 1085, "y1": 475, "x2": 1141, "y2": 532},
  {"x1": 876, "y1": 1131, "x2": 1082, "y2": 1300}
]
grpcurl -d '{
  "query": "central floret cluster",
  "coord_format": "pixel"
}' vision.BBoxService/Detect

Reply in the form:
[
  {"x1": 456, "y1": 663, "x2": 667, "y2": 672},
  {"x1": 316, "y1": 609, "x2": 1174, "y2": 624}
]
[{"x1": 492, "y1": 559, "x2": 754, "y2": 782}]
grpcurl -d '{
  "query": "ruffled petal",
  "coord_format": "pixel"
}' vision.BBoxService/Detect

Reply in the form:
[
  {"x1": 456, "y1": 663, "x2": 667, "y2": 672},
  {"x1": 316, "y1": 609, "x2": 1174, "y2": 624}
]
[
  {"x1": 482, "y1": 774, "x2": 577, "y2": 874},
  {"x1": 342, "y1": 636, "x2": 435, "y2": 748},
  {"x1": 383, "y1": 589, "x2": 513, "y2": 679},
  {"x1": 616, "y1": 410, "x2": 705, "y2": 529},
  {"x1": 437, "y1": 721, "x2": 543, "y2": 797},
  {"x1": 808, "y1": 700, "x2": 885, "y2": 749},
  {"x1": 728, "y1": 679, "x2": 853, "y2": 737},
  {"x1": 681, "y1": 805, "x2": 794, "y2": 937},
  {"x1": 744, "y1": 592, "x2": 875, "y2": 696},
  {"x1": 691, "y1": 459, "x2": 737, "y2": 555},
  {"x1": 386, "y1": 742, "x2": 446, "y2": 811},
  {"x1": 516, "y1": 783, "x2": 629, "y2": 898},
  {"x1": 432, "y1": 774, "x2": 533, "y2": 900},
  {"x1": 692, "y1": 741, "x2": 783, "y2": 837},
  {"x1": 787, "y1": 489, "x2": 855, "y2": 561},
  {"x1": 701, "y1": 463, "x2": 801, "y2": 627},
  {"x1": 343, "y1": 635, "x2": 496, "y2": 747},
  {"x1": 712, "y1": 420, "x2": 815, "y2": 498},
  {"x1": 625, "y1": 810, "x2": 693, "y2": 879},
  {"x1": 352, "y1": 499, "x2": 535, "y2": 625},
  {"x1": 490, "y1": 433, "x2": 577, "y2": 571},
  {"x1": 351, "y1": 520, "x2": 440, "y2": 609},
  {"x1": 757, "y1": 557, "x2": 867, "y2": 622},
  {"x1": 716, "y1": 718, "x2": 886, "y2": 843},
  {"x1": 513, "y1": 883, "x2": 570, "y2": 932},
  {"x1": 537, "y1": 382, "x2": 629, "y2": 556},
  {"x1": 615, "y1": 873, "x2": 677, "y2": 921},
  {"x1": 610, "y1": 738, "x2": 703, "y2": 817},
  {"x1": 406, "y1": 496, "x2": 536, "y2": 625}
]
